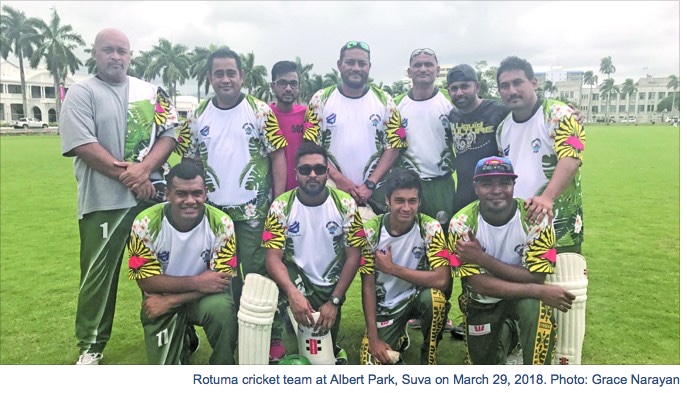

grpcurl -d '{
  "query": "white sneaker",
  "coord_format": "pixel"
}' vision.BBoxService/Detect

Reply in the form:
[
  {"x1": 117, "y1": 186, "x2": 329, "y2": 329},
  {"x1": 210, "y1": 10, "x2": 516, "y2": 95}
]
[{"x1": 76, "y1": 352, "x2": 103, "y2": 365}]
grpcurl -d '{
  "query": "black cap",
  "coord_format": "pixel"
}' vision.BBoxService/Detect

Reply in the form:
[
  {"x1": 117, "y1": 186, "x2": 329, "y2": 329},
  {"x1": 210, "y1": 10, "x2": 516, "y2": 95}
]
[{"x1": 447, "y1": 64, "x2": 478, "y2": 85}]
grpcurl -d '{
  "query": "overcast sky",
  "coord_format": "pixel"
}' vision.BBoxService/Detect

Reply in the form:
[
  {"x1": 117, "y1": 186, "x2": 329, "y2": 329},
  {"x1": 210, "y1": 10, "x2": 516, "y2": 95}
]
[{"x1": 2, "y1": 1, "x2": 681, "y2": 96}]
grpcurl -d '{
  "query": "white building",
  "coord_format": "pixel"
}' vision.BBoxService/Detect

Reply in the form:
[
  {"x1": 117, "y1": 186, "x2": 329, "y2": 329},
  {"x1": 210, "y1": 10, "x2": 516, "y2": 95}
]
[{"x1": 0, "y1": 59, "x2": 90, "y2": 123}]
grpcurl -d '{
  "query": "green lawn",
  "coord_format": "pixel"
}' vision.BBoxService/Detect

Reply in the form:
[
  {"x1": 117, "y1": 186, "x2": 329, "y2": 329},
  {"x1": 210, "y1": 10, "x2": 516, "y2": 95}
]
[{"x1": 0, "y1": 125, "x2": 680, "y2": 365}]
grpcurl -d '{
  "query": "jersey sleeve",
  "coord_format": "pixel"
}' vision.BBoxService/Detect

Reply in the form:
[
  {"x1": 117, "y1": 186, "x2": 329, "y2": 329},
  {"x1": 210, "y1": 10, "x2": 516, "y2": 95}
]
[
  {"x1": 127, "y1": 213, "x2": 162, "y2": 280},
  {"x1": 209, "y1": 213, "x2": 238, "y2": 276},
  {"x1": 420, "y1": 215, "x2": 450, "y2": 270},
  {"x1": 382, "y1": 91, "x2": 408, "y2": 150},
  {"x1": 339, "y1": 194, "x2": 367, "y2": 249},
  {"x1": 154, "y1": 86, "x2": 179, "y2": 139},
  {"x1": 256, "y1": 100, "x2": 287, "y2": 153},
  {"x1": 358, "y1": 215, "x2": 382, "y2": 275},
  {"x1": 523, "y1": 217, "x2": 557, "y2": 274},
  {"x1": 303, "y1": 90, "x2": 324, "y2": 144},
  {"x1": 182, "y1": 100, "x2": 209, "y2": 160},
  {"x1": 548, "y1": 102, "x2": 585, "y2": 164},
  {"x1": 261, "y1": 197, "x2": 289, "y2": 250},
  {"x1": 446, "y1": 207, "x2": 482, "y2": 278}
]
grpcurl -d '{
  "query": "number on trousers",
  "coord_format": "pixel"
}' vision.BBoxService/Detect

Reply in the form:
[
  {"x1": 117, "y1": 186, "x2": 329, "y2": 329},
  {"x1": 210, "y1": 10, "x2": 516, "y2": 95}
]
[{"x1": 156, "y1": 329, "x2": 169, "y2": 347}]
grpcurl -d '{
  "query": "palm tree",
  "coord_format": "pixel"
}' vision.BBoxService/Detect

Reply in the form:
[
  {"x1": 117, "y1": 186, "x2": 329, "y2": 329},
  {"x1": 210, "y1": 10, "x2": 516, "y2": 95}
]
[
  {"x1": 620, "y1": 78, "x2": 637, "y2": 120},
  {"x1": 128, "y1": 50, "x2": 153, "y2": 81},
  {"x1": 542, "y1": 80, "x2": 558, "y2": 98},
  {"x1": 1, "y1": 5, "x2": 41, "y2": 119},
  {"x1": 295, "y1": 57, "x2": 314, "y2": 103},
  {"x1": 324, "y1": 68, "x2": 339, "y2": 87},
  {"x1": 29, "y1": 7, "x2": 85, "y2": 121},
  {"x1": 189, "y1": 44, "x2": 222, "y2": 100},
  {"x1": 240, "y1": 51, "x2": 267, "y2": 95},
  {"x1": 599, "y1": 56, "x2": 616, "y2": 123},
  {"x1": 599, "y1": 78, "x2": 619, "y2": 124},
  {"x1": 667, "y1": 75, "x2": 679, "y2": 116},
  {"x1": 582, "y1": 71, "x2": 598, "y2": 121},
  {"x1": 146, "y1": 38, "x2": 191, "y2": 105}
]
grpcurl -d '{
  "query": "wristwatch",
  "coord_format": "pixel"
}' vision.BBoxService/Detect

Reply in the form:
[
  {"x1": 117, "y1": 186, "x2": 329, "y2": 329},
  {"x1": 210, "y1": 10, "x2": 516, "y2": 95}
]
[
  {"x1": 329, "y1": 295, "x2": 343, "y2": 307},
  {"x1": 364, "y1": 179, "x2": 376, "y2": 190}
]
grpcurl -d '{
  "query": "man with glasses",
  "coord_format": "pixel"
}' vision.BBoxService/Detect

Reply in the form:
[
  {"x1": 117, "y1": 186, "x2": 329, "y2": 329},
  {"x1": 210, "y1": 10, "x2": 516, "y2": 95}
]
[
  {"x1": 394, "y1": 48, "x2": 461, "y2": 338},
  {"x1": 270, "y1": 60, "x2": 307, "y2": 192},
  {"x1": 304, "y1": 40, "x2": 407, "y2": 215},
  {"x1": 263, "y1": 142, "x2": 366, "y2": 365}
]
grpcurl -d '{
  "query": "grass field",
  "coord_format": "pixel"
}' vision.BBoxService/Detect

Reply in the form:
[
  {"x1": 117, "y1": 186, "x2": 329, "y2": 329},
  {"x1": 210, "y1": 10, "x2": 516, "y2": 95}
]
[{"x1": 0, "y1": 124, "x2": 680, "y2": 365}]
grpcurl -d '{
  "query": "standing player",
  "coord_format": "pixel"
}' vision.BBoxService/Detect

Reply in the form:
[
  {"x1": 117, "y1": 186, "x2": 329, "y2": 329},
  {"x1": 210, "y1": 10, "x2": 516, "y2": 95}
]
[
  {"x1": 495, "y1": 56, "x2": 585, "y2": 253},
  {"x1": 183, "y1": 47, "x2": 288, "y2": 305},
  {"x1": 270, "y1": 60, "x2": 307, "y2": 192},
  {"x1": 448, "y1": 156, "x2": 575, "y2": 365},
  {"x1": 127, "y1": 162, "x2": 238, "y2": 365},
  {"x1": 263, "y1": 142, "x2": 366, "y2": 365},
  {"x1": 359, "y1": 169, "x2": 452, "y2": 365},
  {"x1": 60, "y1": 28, "x2": 178, "y2": 365},
  {"x1": 304, "y1": 40, "x2": 407, "y2": 214}
]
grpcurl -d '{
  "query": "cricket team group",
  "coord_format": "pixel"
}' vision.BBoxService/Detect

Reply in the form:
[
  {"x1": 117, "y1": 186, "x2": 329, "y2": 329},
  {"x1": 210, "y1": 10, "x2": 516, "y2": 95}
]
[{"x1": 60, "y1": 27, "x2": 585, "y2": 366}]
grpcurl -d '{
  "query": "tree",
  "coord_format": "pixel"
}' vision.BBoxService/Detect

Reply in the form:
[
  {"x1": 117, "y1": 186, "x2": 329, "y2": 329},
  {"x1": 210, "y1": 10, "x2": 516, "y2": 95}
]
[
  {"x1": 146, "y1": 38, "x2": 191, "y2": 105},
  {"x1": 582, "y1": 71, "x2": 598, "y2": 121},
  {"x1": 657, "y1": 92, "x2": 679, "y2": 113},
  {"x1": 240, "y1": 51, "x2": 267, "y2": 95},
  {"x1": 474, "y1": 60, "x2": 498, "y2": 99},
  {"x1": 323, "y1": 68, "x2": 339, "y2": 87},
  {"x1": 128, "y1": 50, "x2": 153, "y2": 81},
  {"x1": 599, "y1": 57, "x2": 616, "y2": 123},
  {"x1": 620, "y1": 78, "x2": 637, "y2": 120},
  {"x1": 29, "y1": 7, "x2": 85, "y2": 121},
  {"x1": 294, "y1": 57, "x2": 314, "y2": 103},
  {"x1": 667, "y1": 75, "x2": 679, "y2": 117},
  {"x1": 542, "y1": 80, "x2": 557, "y2": 98},
  {"x1": 1, "y1": 5, "x2": 41, "y2": 119},
  {"x1": 189, "y1": 44, "x2": 222, "y2": 99},
  {"x1": 599, "y1": 78, "x2": 619, "y2": 123}
]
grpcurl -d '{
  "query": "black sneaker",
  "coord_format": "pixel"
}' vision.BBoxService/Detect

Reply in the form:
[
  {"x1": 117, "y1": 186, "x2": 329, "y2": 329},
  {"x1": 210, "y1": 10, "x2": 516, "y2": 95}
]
[{"x1": 450, "y1": 322, "x2": 465, "y2": 340}]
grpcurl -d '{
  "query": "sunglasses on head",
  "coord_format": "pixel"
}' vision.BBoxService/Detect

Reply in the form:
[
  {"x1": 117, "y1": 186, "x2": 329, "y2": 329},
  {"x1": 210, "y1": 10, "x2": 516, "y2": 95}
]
[
  {"x1": 409, "y1": 48, "x2": 437, "y2": 62},
  {"x1": 297, "y1": 164, "x2": 328, "y2": 176},
  {"x1": 343, "y1": 40, "x2": 370, "y2": 52}
]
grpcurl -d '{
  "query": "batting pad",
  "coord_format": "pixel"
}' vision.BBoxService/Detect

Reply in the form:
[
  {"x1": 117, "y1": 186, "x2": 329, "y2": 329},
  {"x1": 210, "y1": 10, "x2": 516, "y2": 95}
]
[
  {"x1": 287, "y1": 308, "x2": 336, "y2": 365},
  {"x1": 238, "y1": 273, "x2": 279, "y2": 365},
  {"x1": 545, "y1": 252, "x2": 588, "y2": 365}
]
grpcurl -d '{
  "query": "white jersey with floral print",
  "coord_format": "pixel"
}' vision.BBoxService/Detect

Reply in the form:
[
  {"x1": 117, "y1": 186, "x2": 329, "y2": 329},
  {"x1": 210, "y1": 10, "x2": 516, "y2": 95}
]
[
  {"x1": 127, "y1": 204, "x2": 238, "y2": 281},
  {"x1": 262, "y1": 187, "x2": 366, "y2": 289},
  {"x1": 394, "y1": 88, "x2": 455, "y2": 178},
  {"x1": 447, "y1": 199, "x2": 556, "y2": 304},
  {"x1": 360, "y1": 213, "x2": 451, "y2": 315},
  {"x1": 496, "y1": 99, "x2": 585, "y2": 249},
  {"x1": 304, "y1": 85, "x2": 407, "y2": 185},
  {"x1": 183, "y1": 95, "x2": 287, "y2": 221}
]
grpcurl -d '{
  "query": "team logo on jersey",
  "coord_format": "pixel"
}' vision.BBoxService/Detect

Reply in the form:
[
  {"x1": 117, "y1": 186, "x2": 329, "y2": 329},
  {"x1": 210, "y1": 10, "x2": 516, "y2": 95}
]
[
  {"x1": 325, "y1": 221, "x2": 339, "y2": 234},
  {"x1": 439, "y1": 114, "x2": 449, "y2": 127},
  {"x1": 412, "y1": 246, "x2": 423, "y2": 259},
  {"x1": 288, "y1": 221, "x2": 300, "y2": 234},
  {"x1": 369, "y1": 114, "x2": 382, "y2": 128},
  {"x1": 243, "y1": 123, "x2": 255, "y2": 135},
  {"x1": 201, "y1": 249, "x2": 212, "y2": 268},
  {"x1": 326, "y1": 113, "x2": 337, "y2": 124},
  {"x1": 531, "y1": 138, "x2": 542, "y2": 153},
  {"x1": 401, "y1": 117, "x2": 409, "y2": 128},
  {"x1": 200, "y1": 125, "x2": 210, "y2": 137},
  {"x1": 514, "y1": 244, "x2": 525, "y2": 257},
  {"x1": 503, "y1": 145, "x2": 510, "y2": 156},
  {"x1": 157, "y1": 251, "x2": 169, "y2": 263}
]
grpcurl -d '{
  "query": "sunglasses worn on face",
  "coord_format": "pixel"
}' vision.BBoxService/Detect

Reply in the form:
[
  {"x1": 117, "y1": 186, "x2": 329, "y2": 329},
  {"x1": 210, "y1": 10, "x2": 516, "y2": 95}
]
[
  {"x1": 409, "y1": 48, "x2": 437, "y2": 62},
  {"x1": 297, "y1": 164, "x2": 327, "y2": 176},
  {"x1": 343, "y1": 40, "x2": 370, "y2": 52},
  {"x1": 275, "y1": 79, "x2": 299, "y2": 88}
]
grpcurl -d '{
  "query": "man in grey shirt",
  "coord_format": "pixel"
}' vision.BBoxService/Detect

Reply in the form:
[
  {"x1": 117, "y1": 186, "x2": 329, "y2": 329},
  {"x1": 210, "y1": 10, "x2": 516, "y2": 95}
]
[{"x1": 59, "y1": 28, "x2": 178, "y2": 365}]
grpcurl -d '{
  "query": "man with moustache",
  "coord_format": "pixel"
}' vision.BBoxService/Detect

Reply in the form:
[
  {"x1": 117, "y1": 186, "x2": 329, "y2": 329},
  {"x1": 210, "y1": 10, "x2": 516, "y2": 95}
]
[
  {"x1": 183, "y1": 47, "x2": 288, "y2": 305},
  {"x1": 263, "y1": 142, "x2": 366, "y2": 365},
  {"x1": 495, "y1": 56, "x2": 585, "y2": 254},
  {"x1": 60, "y1": 28, "x2": 178, "y2": 365},
  {"x1": 447, "y1": 156, "x2": 575, "y2": 365},
  {"x1": 304, "y1": 41, "x2": 407, "y2": 214},
  {"x1": 269, "y1": 60, "x2": 307, "y2": 192},
  {"x1": 127, "y1": 161, "x2": 238, "y2": 365}
]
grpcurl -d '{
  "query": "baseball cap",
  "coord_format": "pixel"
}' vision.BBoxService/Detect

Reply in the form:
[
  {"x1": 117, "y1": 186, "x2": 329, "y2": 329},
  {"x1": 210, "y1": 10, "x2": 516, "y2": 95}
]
[
  {"x1": 473, "y1": 156, "x2": 518, "y2": 180},
  {"x1": 447, "y1": 64, "x2": 478, "y2": 85}
]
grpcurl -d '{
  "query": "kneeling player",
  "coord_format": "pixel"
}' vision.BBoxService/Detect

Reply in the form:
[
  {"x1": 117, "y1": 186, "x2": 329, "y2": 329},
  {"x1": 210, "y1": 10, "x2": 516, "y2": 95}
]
[{"x1": 128, "y1": 161, "x2": 238, "y2": 364}]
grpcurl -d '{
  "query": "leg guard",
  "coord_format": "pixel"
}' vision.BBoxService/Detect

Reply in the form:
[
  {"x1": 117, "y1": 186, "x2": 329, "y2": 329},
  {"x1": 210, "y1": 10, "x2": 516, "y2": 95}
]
[
  {"x1": 287, "y1": 308, "x2": 336, "y2": 365},
  {"x1": 545, "y1": 252, "x2": 588, "y2": 365},
  {"x1": 237, "y1": 273, "x2": 279, "y2": 365}
]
